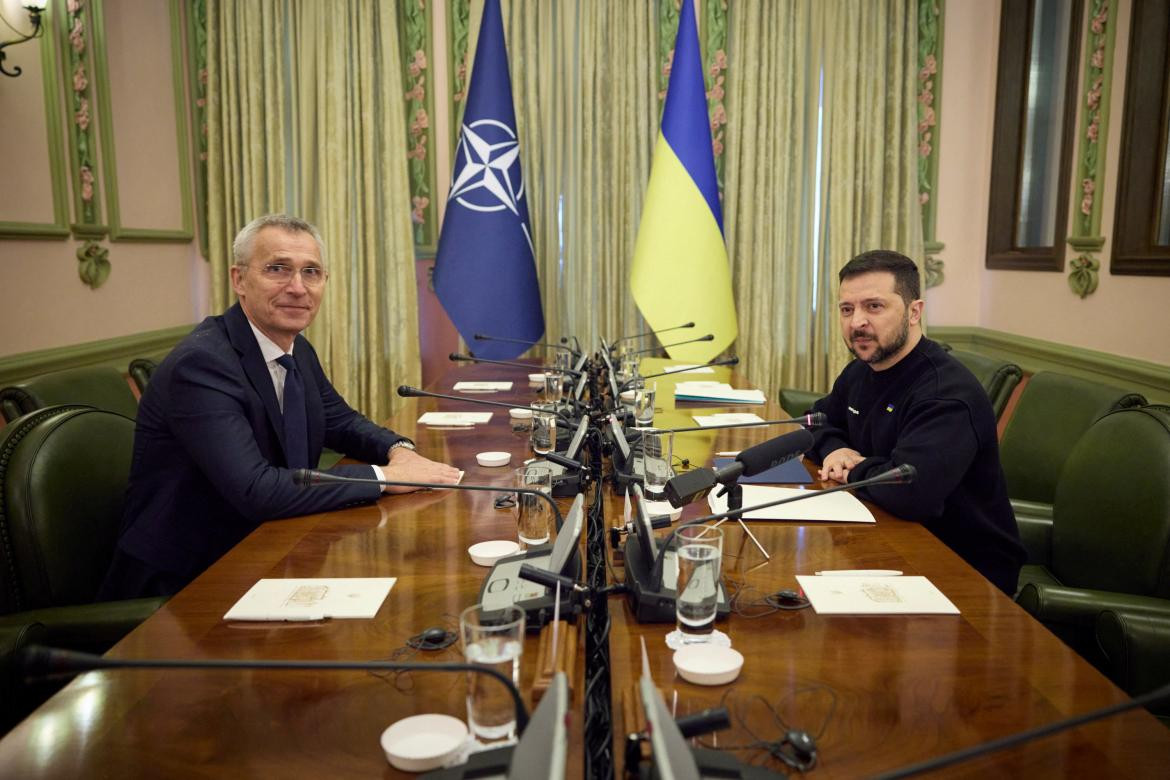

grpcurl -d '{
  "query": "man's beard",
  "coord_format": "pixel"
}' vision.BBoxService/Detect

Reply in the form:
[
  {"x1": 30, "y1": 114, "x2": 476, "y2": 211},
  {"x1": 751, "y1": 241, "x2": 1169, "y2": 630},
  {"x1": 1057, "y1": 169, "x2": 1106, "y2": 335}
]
[{"x1": 848, "y1": 311, "x2": 910, "y2": 365}]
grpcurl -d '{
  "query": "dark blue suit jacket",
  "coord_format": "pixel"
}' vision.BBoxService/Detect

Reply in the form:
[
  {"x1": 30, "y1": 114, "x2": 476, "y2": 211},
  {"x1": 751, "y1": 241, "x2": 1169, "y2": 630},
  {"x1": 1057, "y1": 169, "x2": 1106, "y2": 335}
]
[{"x1": 115, "y1": 303, "x2": 406, "y2": 582}]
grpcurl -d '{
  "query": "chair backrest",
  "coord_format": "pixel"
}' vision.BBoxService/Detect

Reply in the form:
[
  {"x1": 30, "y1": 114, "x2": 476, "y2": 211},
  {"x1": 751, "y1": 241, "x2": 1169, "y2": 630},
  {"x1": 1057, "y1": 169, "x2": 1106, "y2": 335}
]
[
  {"x1": 0, "y1": 365, "x2": 138, "y2": 422},
  {"x1": 947, "y1": 349, "x2": 1022, "y2": 419},
  {"x1": 1051, "y1": 405, "x2": 1170, "y2": 597},
  {"x1": 999, "y1": 372, "x2": 1146, "y2": 504},
  {"x1": 0, "y1": 405, "x2": 135, "y2": 614},
  {"x1": 127, "y1": 357, "x2": 159, "y2": 396}
]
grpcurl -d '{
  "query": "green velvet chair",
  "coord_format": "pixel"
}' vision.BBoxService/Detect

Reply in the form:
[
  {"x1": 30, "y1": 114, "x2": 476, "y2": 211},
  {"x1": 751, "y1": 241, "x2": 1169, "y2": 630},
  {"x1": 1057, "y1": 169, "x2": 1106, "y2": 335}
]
[
  {"x1": 946, "y1": 349, "x2": 1022, "y2": 419},
  {"x1": 1095, "y1": 609, "x2": 1170, "y2": 725},
  {"x1": 999, "y1": 372, "x2": 1146, "y2": 562},
  {"x1": 0, "y1": 364, "x2": 139, "y2": 422},
  {"x1": 1015, "y1": 405, "x2": 1170, "y2": 675},
  {"x1": 127, "y1": 357, "x2": 159, "y2": 396},
  {"x1": 0, "y1": 406, "x2": 166, "y2": 655},
  {"x1": 778, "y1": 388, "x2": 824, "y2": 416}
]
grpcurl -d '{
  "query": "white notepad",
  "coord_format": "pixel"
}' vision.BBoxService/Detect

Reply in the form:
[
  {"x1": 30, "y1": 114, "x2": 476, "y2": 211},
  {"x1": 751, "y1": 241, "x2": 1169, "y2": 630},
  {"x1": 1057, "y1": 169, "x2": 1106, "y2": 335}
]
[
  {"x1": 453, "y1": 381, "x2": 513, "y2": 392},
  {"x1": 707, "y1": 485, "x2": 876, "y2": 523},
  {"x1": 674, "y1": 381, "x2": 766, "y2": 405},
  {"x1": 224, "y1": 577, "x2": 396, "y2": 621},
  {"x1": 417, "y1": 411, "x2": 493, "y2": 426},
  {"x1": 795, "y1": 574, "x2": 959, "y2": 615},
  {"x1": 691, "y1": 412, "x2": 766, "y2": 427}
]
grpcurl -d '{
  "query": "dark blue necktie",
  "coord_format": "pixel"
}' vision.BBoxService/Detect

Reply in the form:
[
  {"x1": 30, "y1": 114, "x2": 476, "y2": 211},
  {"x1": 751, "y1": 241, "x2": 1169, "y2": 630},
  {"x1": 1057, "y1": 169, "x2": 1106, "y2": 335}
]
[{"x1": 275, "y1": 354, "x2": 310, "y2": 469}]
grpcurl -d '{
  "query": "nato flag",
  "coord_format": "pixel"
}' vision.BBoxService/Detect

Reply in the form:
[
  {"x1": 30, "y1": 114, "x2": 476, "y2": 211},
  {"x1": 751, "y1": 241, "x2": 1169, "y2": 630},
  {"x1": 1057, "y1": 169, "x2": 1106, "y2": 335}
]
[{"x1": 433, "y1": 0, "x2": 544, "y2": 361}]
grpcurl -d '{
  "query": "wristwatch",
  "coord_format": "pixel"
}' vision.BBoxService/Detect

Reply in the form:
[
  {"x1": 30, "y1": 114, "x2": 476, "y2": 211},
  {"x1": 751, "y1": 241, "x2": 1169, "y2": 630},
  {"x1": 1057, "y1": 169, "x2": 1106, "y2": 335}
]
[{"x1": 389, "y1": 439, "x2": 416, "y2": 453}]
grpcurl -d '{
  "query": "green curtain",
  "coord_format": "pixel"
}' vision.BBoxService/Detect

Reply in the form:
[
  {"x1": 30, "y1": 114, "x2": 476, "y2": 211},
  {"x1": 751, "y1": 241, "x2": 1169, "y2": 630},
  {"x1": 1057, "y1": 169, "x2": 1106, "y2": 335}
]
[{"x1": 205, "y1": 0, "x2": 419, "y2": 423}]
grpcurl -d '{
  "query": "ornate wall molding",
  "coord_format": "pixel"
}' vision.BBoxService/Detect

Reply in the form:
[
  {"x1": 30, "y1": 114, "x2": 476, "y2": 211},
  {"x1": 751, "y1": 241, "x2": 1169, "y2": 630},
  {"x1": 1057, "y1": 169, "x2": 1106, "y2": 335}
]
[
  {"x1": 400, "y1": 0, "x2": 437, "y2": 250},
  {"x1": 917, "y1": 0, "x2": 945, "y2": 288},
  {"x1": 61, "y1": 0, "x2": 105, "y2": 238},
  {"x1": 1066, "y1": 0, "x2": 1116, "y2": 298},
  {"x1": 446, "y1": 0, "x2": 470, "y2": 156},
  {"x1": 187, "y1": 0, "x2": 209, "y2": 258},
  {"x1": 90, "y1": 0, "x2": 194, "y2": 242},
  {"x1": 0, "y1": 0, "x2": 69, "y2": 239},
  {"x1": 655, "y1": 0, "x2": 680, "y2": 114}
]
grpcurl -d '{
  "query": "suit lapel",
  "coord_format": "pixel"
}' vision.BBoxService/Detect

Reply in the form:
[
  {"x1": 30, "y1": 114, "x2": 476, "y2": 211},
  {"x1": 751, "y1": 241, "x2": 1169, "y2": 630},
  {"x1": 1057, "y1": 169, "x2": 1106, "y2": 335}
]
[{"x1": 225, "y1": 304, "x2": 289, "y2": 460}]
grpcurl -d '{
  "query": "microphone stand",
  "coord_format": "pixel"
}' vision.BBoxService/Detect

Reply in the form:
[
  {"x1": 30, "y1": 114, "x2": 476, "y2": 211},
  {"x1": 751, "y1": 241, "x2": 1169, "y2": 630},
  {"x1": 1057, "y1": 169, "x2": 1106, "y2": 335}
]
[
  {"x1": 20, "y1": 645, "x2": 530, "y2": 734},
  {"x1": 646, "y1": 413, "x2": 826, "y2": 435},
  {"x1": 609, "y1": 322, "x2": 696, "y2": 350},
  {"x1": 617, "y1": 356, "x2": 739, "y2": 391},
  {"x1": 623, "y1": 335, "x2": 715, "y2": 358},
  {"x1": 449, "y1": 353, "x2": 583, "y2": 379},
  {"x1": 293, "y1": 469, "x2": 565, "y2": 532},
  {"x1": 648, "y1": 465, "x2": 916, "y2": 592},
  {"x1": 473, "y1": 333, "x2": 577, "y2": 357}
]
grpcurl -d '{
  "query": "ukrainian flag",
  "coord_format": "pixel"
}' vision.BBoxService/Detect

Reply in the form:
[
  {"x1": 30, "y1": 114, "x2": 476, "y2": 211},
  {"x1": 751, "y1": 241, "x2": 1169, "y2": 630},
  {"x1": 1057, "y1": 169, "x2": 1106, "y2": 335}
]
[{"x1": 631, "y1": 0, "x2": 737, "y2": 363}]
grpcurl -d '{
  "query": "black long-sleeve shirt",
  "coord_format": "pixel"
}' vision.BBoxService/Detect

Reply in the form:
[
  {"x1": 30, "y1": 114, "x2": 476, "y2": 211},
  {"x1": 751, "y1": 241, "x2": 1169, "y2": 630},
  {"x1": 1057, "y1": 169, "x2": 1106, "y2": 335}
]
[{"x1": 809, "y1": 338, "x2": 1025, "y2": 594}]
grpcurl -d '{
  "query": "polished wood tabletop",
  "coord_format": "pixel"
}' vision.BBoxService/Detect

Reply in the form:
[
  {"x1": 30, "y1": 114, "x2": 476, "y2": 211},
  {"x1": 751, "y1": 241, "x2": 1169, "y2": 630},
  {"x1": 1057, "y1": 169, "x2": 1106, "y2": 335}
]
[{"x1": 0, "y1": 358, "x2": 1167, "y2": 779}]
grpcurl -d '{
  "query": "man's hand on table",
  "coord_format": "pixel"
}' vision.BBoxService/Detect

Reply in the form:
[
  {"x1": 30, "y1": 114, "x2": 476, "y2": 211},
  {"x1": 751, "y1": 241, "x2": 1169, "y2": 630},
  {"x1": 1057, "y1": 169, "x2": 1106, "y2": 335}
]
[
  {"x1": 381, "y1": 447, "x2": 462, "y2": 493},
  {"x1": 818, "y1": 447, "x2": 864, "y2": 483}
]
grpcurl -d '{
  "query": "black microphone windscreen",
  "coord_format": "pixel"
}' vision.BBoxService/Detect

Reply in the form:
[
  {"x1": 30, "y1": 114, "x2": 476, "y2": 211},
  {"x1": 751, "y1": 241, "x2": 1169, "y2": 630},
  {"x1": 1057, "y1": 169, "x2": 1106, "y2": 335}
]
[
  {"x1": 804, "y1": 411, "x2": 828, "y2": 426},
  {"x1": 397, "y1": 385, "x2": 418, "y2": 397},
  {"x1": 736, "y1": 429, "x2": 814, "y2": 477},
  {"x1": 682, "y1": 321, "x2": 695, "y2": 328},
  {"x1": 725, "y1": 356, "x2": 739, "y2": 366},
  {"x1": 448, "y1": 352, "x2": 461, "y2": 361},
  {"x1": 700, "y1": 334, "x2": 714, "y2": 341},
  {"x1": 473, "y1": 333, "x2": 487, "y2": 340}
]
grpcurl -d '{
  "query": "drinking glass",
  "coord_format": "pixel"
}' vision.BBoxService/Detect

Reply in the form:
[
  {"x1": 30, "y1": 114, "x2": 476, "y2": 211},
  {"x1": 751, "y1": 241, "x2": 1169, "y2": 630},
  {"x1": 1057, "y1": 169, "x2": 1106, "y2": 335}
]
[
  {"x1": 634, "y1": 381, "x2": 656, "y2": 426},
  {"x1": 619, "y1": 353, "x2": 640, "y2": 384},
  {"x1": 641, "y1": 430, "x2": 673, "y2": 499},
  {"x1": 543, "y1": 370, "x2": 564, "y2": 405},
  {"x1": 531, "y1": 405, "x2": 557, "y2": 455},
  {"x1": 672, "y1": 524, "x2": 723, "y2": 644},
  {"x1": 515, "y1": 463, "x2": 553, "y2": 548},
  {"x1": 460, "y1": 604, "x2": 525, "y2": 744}
]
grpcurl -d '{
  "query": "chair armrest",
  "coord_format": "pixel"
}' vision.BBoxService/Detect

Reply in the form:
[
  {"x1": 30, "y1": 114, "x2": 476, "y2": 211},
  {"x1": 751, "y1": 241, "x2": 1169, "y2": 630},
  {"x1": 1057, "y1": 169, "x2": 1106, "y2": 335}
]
[
  {"x1": 1095, "y1": 608, "x2": 1170, "y2": 704},
  {"x1": 0, "y1": 621, "x2": 47, "y2": 731},
  {"x1": 0, "y1": 597, "x2": 167, "y2": 654},
  {"x1": 1015, "y1": 583, "x2": 1170, "y2": 628},
  {"x1": 1011, "y1": 499, "x2": 1053, "y2": 565},
  {"x1": 778, "y1": 389, "x2": 823, "y2": 416}
]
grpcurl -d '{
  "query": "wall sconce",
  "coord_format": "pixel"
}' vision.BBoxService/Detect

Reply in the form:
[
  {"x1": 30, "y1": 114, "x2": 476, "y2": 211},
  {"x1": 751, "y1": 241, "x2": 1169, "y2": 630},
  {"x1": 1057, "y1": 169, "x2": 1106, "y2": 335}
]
[{"x1": 0, "y1": 1, "x2": 48, "y2": 78}]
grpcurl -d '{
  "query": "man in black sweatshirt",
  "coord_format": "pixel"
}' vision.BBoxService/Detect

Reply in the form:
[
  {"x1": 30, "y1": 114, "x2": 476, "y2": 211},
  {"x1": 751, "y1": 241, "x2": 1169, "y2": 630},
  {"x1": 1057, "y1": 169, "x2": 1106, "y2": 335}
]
[{"x1": 807, "y1": 250, "x2": 1026, "y2": 594}]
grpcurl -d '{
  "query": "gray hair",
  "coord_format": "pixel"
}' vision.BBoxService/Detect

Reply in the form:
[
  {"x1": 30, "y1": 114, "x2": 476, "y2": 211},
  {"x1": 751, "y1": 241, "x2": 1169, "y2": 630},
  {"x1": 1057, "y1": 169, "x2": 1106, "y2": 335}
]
[{"x1": 232, "y1": 214, "x2": 326, "y2": 267}]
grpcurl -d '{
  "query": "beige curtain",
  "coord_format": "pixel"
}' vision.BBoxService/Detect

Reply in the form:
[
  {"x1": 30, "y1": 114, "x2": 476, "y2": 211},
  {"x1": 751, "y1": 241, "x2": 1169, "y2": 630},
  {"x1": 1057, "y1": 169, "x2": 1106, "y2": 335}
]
[
  {"x1": 483, "y1": 0, "x2": 656, "y2": 355},
  {"x1": 719, "y1": 0, "x2": 923, "y2": 399},
  {"x1": 206, "y1": 0, "x2": 419, "y2": 423}
]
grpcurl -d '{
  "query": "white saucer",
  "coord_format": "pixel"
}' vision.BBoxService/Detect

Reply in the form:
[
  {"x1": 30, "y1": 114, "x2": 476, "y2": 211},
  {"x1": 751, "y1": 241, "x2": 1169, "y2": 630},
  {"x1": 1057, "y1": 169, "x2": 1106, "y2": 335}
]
[
  {"x1": 468, "y1": 540, "x2": 521, "y2": 567},
  {"x1": 672, "y1": 643, "x2": 744, "y2": 686},
  {"x1": 528, "y1": 373, "x2": 545, "y2": 385},
  {"x1": 508, "y1": 407, "x2": 533, "y2": 419},
  {"x1": 380, "y1": 713, "x2": 467, "y2": 771},
  {"x1": 475, "y1": 451, "x2": 512, "y2": 467}
]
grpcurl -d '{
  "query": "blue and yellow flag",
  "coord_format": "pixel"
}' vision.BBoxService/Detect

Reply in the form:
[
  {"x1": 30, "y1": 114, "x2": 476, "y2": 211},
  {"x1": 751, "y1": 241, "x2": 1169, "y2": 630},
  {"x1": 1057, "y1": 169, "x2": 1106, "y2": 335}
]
[{"x1": 630, "y1": 0, "x2": 737, "y2": 363}]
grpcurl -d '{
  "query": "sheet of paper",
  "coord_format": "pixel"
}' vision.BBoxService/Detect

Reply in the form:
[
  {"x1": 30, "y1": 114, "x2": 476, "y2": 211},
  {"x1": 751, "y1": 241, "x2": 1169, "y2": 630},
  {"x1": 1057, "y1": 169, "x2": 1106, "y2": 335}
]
[
  {"x1": 662, "y1": 364, "x2": 716, "y2": 374},
  {"x1": 417, "y1": 411, "x2": 493, "y2": 426},
  {"x1": 691, "y1": 412, "x2": 766, "y2": 427},
  {"x1": 794, "y1": 575, "x2": 959, "y2": 615},
  {"x1": 707, "y1": 485, "x2": 876, "y2": 523},
  {"x1": 224, "y1": 577, "x2": 396, "y2": 621},
  {"x1": 673, "y1": 382, "x2": 766, "y2": 405},
  {"x1": 453, "y1": 381, "x2": 513, "y2": 392}
]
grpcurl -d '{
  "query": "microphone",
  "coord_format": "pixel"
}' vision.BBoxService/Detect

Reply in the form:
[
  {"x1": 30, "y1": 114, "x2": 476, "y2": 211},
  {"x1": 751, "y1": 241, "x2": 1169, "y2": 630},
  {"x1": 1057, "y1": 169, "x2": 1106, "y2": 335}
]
[
  {"x1": 610, "y1": 321, "x2": 695, "y2": 348},
  {"x1": 649, "y1": 411, "x2": 827, "y2": 435},
  {"x1": 20, "y1": 645, "x2": 530, "y2": 733},
  {"x1": 664, "y1": 429, "x2": 815, "y2": 508},
  {"x1": 396, "y1": 385, "x2": 575, "y2": 427},
  {"x1": 648, "y1": 464, "x2": 916, "y2": 591},
  {"x1": 474, "y1": 333, "x2": 575, "y2": 354},
  {"x1": 623, "y1": 334, "x2": 715, "y2": 357},
  {"x1": 541, "y1": 450, "x2": 583, "y2": 472},
  {"x1": 449, "y1": 352, "x2": 583, "y2": 378},
  {"x1": 618, "y1": 356, "x2": 739, "y2": 390},
  {"x1": 292, "y1": 468, "x2": 564, "y2": 531}
]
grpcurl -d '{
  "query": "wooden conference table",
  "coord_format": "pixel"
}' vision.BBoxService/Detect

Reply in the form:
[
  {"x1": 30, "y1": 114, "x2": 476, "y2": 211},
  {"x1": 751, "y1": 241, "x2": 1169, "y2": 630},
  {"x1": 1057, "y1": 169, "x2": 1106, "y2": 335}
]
[{"x1": 1, "y1": 359, "x2": 1168, "y2": 778}]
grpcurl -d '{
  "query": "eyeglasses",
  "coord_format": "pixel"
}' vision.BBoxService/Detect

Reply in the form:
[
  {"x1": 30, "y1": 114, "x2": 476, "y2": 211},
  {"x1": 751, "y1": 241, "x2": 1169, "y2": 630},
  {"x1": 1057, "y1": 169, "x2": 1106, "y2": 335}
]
[{"x1": 251, "y1": 262, "x2": 328, "y2": 288}]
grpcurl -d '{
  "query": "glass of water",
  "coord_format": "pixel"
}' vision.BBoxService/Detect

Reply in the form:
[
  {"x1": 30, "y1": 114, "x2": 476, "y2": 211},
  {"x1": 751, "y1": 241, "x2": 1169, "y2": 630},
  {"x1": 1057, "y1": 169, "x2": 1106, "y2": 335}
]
[
  {"x1": 641, "y1": 430, "x2": 673, "y2": 500},
  {"x1": 515, "y1": 463, "x2": 553, "y2": 548},
  {"x1": 531, "y1": 404, "x2": 557, "y2": 455},
  {"x1": 460, "y1": 604, "x2": 525, "y2": 744},
  {"x1": 634, "y1": 381, "x2": 656, "y2": 427},
  {"x1": 670, "y1": 524, "x2": 723, "y2": 647},
  {"x1": 543, "y1": 370, "x2": 564, "y2": 405}
]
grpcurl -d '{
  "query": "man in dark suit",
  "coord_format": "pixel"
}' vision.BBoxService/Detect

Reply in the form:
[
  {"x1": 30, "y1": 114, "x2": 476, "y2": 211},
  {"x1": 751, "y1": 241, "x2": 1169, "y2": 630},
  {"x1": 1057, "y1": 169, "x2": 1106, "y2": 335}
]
[{"x1": 101, "y1": 215, "x2": 460, "y2": 598}]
